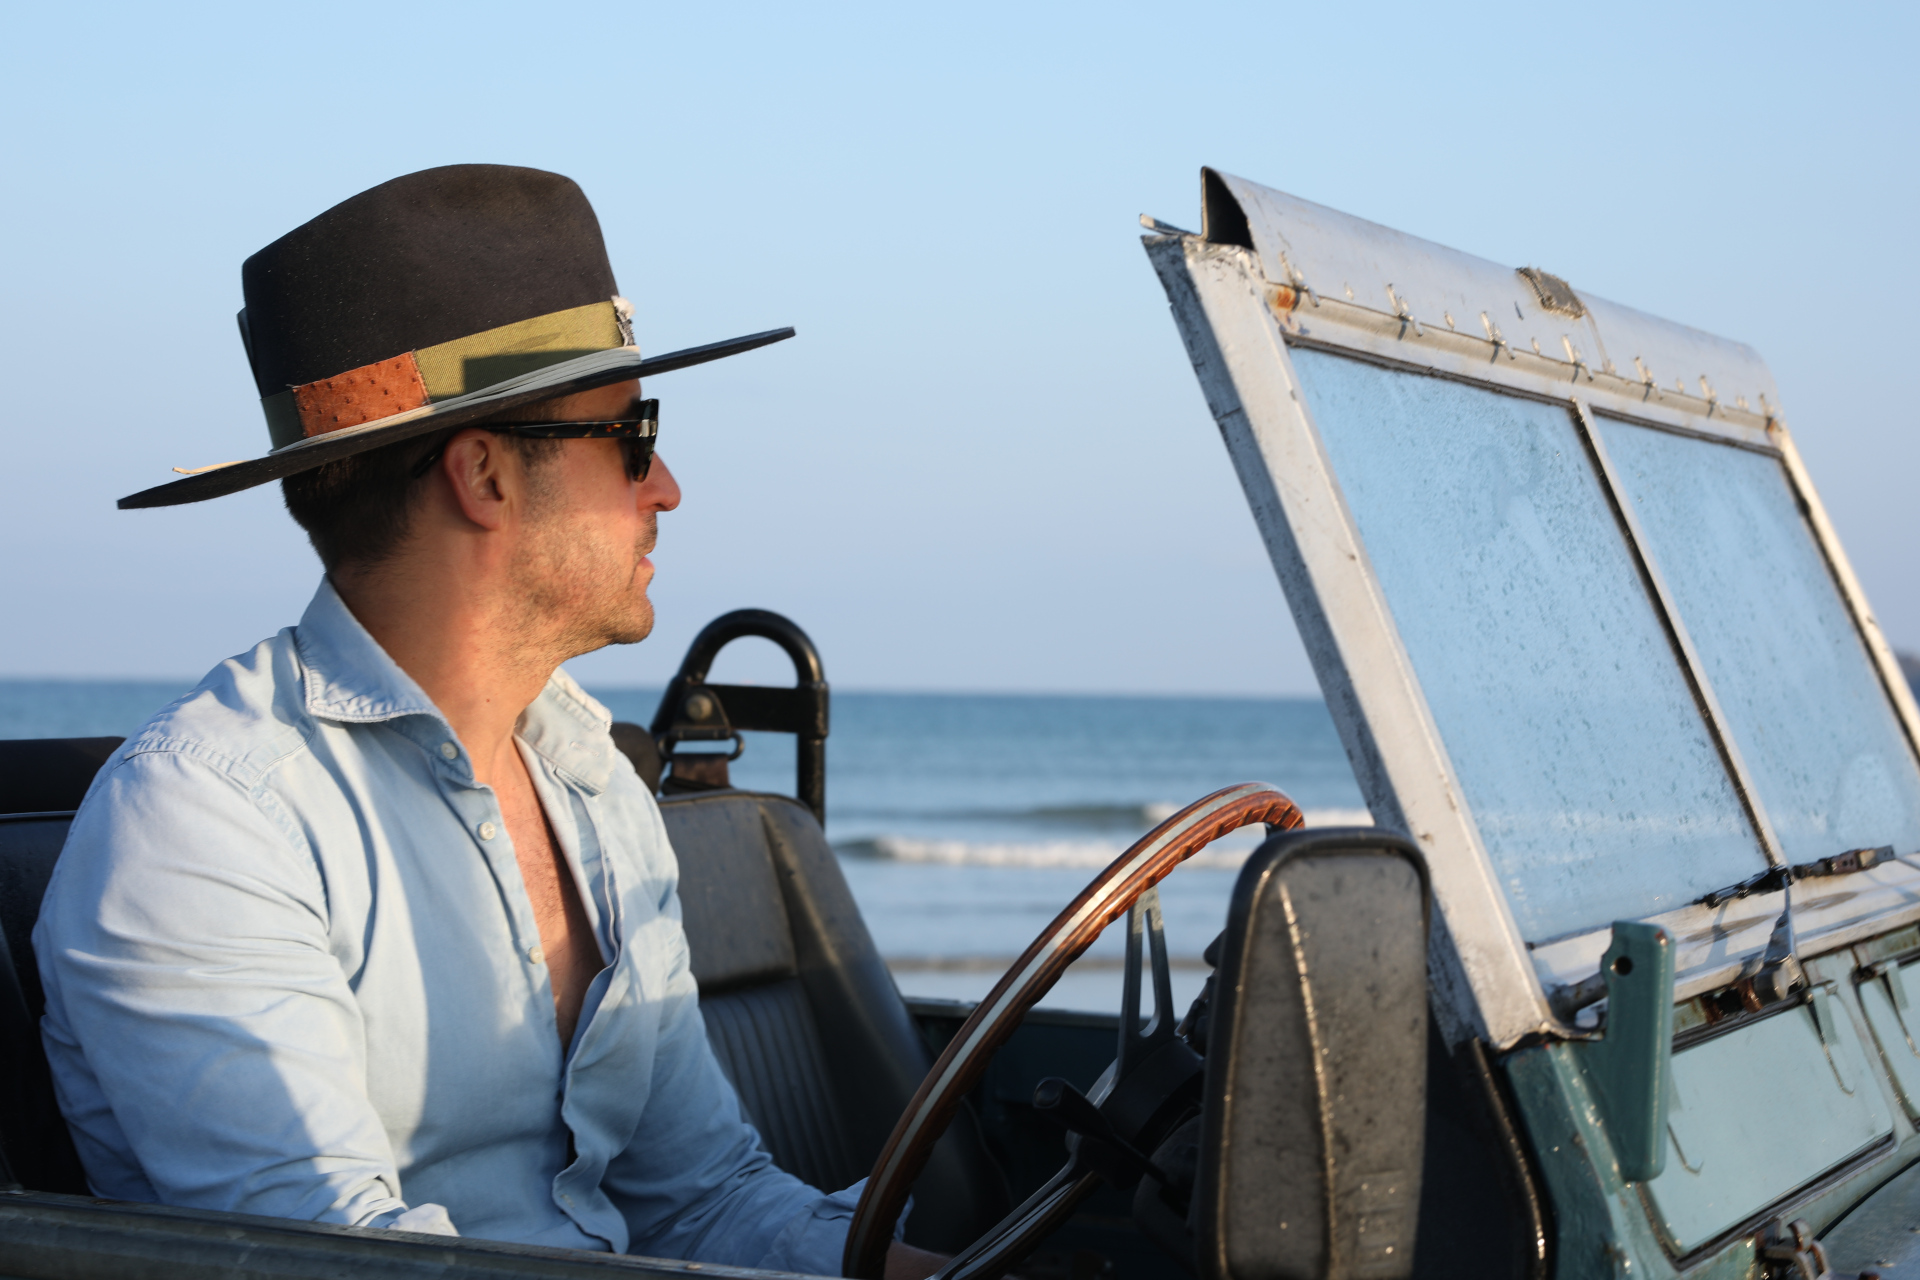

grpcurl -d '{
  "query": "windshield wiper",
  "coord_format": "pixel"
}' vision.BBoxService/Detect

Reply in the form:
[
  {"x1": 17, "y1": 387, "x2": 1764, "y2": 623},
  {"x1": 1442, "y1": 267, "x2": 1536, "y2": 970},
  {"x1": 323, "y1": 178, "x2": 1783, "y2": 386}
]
[
  {"x1": 1695, "y1": 845, "x2": 1896, "y2": 909},
  {"x1": 1555, "y1": 844, "x2": 1901, "y2": 1022}
]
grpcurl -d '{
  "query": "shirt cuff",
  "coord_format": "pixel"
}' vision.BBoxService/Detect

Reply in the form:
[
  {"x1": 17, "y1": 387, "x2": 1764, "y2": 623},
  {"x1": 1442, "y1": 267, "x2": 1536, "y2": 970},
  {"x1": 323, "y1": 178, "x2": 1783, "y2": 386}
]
[{"x1": 754, "y1": 1179, "x2": 910, "y2": 1275}]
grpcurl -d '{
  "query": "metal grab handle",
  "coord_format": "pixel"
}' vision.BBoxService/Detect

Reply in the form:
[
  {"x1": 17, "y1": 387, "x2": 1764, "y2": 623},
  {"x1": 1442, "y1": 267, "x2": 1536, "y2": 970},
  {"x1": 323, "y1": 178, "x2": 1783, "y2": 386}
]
[{"x1": 649, "y1": 609, "x2": 829, "y2": 823}]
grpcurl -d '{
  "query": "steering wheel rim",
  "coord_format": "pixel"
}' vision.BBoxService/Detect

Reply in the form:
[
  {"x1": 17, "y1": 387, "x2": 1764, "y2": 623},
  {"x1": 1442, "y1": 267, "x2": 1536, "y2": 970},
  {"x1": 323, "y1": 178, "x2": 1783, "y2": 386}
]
[{"x1": 843, "y1": 782, "x2": 1304, "y2": 1278}]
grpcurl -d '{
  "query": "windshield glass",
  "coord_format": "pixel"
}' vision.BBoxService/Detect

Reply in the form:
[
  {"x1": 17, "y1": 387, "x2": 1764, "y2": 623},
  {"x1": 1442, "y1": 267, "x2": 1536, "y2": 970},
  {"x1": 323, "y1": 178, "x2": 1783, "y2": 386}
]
[
  {"x1": 1595, "y1": 415, "x2": 1920, "y2": 862},
  {"x1": 1291, "y1": 347, "x2": 1769, "y2": 940}
]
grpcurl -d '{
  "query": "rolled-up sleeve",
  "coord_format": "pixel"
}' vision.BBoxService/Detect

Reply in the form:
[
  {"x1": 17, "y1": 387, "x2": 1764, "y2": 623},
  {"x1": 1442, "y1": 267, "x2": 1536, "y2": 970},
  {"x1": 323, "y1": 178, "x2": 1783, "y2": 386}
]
[{"x1": 33, "y1": 747, "x2": 423, "y2": 1227}]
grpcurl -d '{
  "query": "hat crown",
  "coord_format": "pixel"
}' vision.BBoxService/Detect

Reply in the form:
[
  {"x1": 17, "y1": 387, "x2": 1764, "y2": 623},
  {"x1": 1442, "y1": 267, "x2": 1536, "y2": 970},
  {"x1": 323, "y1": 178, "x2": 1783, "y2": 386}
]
[{"x1": 240, "y1": 164, "x2": 618, "y2": 396}]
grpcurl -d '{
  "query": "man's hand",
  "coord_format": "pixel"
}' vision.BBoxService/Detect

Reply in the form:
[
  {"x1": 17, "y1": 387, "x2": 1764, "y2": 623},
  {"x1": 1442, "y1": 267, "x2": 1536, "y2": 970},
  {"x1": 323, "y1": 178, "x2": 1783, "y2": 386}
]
[{"x1": 884, "y1": 1241, "x2": 949, "y2": 1280}]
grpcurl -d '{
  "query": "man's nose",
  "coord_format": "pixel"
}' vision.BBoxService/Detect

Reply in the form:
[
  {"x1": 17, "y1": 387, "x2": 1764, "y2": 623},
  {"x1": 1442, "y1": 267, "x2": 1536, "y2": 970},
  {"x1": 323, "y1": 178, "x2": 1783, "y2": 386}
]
[{"x1": 641, "y1": 455, "x2": 681, "y2": 513}]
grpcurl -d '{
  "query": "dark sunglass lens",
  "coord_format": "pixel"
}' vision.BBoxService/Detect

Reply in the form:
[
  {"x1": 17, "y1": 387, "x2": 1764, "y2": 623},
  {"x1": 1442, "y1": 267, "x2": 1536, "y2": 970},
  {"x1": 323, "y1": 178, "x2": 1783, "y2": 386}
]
[{"x1": 621, "y1": 436, "x2": 654, "y2": 483}]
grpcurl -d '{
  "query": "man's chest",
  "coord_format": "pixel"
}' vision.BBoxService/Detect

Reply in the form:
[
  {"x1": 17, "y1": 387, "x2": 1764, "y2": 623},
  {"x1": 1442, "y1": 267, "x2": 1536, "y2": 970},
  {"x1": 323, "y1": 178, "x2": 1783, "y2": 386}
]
[{"x1": 299, "y1": 772, "x2": 667, "y2": 1151}]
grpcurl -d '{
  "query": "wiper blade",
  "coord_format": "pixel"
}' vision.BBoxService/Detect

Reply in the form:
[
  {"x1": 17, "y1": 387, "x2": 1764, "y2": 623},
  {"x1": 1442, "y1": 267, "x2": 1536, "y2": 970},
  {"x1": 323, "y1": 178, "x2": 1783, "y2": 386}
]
[{"x1": 1695, "y1": 845, "x2": 1896, "y2": 909}]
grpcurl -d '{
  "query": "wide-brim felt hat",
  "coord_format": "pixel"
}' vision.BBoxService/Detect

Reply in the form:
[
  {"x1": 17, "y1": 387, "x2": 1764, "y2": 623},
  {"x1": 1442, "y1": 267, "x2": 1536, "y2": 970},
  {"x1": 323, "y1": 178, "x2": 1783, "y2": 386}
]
[{"x1": 120, "y1": 164, "x2": 792, "y2": 509}]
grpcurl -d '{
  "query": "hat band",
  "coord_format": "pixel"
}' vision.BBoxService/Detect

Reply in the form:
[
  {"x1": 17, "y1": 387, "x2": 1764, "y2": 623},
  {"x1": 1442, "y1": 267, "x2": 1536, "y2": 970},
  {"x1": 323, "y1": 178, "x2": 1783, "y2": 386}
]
[{"x1": 262, "y1": 297, "x2": 634, "y2": 449}]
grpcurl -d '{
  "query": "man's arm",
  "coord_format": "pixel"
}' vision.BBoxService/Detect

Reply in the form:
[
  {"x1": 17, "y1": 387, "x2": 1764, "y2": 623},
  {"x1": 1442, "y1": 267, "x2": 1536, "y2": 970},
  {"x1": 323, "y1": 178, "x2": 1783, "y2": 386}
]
[{"x1": 33, "y1": 749, "x2": 431, "y2": 1228}]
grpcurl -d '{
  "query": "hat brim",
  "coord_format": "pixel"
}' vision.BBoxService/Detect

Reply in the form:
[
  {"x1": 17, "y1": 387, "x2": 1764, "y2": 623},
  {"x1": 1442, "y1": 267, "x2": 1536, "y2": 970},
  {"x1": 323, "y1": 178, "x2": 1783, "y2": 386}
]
[{"x1": 118, "y1": 326, "x2": 795, "y2": 509}]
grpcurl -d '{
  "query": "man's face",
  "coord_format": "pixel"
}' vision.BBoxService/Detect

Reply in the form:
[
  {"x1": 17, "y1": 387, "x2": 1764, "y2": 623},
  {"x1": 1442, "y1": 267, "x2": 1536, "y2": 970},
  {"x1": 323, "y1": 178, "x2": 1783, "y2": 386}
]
[{"x1": 508, "y1": 379, "x2": 682, "y2": 658}]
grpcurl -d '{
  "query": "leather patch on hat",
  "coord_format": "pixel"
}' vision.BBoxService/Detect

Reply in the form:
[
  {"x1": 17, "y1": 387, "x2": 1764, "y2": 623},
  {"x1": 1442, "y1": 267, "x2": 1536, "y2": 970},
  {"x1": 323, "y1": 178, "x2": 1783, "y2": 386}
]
[{"x1": 291, "y1": 352, "x2": 430, "y2": 437}]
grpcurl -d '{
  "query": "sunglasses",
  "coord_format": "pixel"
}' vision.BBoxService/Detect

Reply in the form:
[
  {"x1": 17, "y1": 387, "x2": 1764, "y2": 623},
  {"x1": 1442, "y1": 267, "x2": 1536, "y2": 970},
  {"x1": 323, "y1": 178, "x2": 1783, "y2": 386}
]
[{"x1": 411, "y1": 399, "x2": 659, "y2": 482}]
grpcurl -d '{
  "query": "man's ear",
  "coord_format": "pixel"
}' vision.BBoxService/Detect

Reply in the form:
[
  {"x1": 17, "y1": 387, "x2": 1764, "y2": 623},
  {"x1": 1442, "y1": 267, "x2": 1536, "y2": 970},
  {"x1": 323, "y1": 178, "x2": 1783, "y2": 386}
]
[{"x1": 437, "y1": 430, "x2": 516, "y2": 531}]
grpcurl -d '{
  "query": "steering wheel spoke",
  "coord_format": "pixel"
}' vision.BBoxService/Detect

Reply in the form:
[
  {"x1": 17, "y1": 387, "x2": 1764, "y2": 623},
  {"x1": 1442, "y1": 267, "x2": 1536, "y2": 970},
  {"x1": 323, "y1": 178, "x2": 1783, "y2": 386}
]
[
  {"x1": 933, "y1": 1166, "x2": 1103, "y2": 1280},
  {"x1": 844, "y1": 783, "x2": 1304, "y2": 1278},
  {"x1": 1117, "y1": 886, "x2": 1177, "y2": 1080}
]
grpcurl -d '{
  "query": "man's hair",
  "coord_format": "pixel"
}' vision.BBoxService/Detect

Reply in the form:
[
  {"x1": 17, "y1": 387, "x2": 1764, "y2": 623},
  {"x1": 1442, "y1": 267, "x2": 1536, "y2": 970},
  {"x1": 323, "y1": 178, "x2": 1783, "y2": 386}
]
[{"x1": 282, "y1": 430, "x2": 560, "y2": 573}]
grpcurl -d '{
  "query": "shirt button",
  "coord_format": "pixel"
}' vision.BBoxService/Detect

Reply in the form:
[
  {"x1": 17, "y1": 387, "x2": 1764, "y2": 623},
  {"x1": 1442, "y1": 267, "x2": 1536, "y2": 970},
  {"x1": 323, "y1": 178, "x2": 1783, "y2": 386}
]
[
  {"x1": 528, "y1": 945, "x2": 545, "y2": 965},
  {"x1": 478, "y1": 821, "x2": 497, "y2": 841},
  {"x1": 439, "y1": 742, "x2": 458, "y2": 760}
]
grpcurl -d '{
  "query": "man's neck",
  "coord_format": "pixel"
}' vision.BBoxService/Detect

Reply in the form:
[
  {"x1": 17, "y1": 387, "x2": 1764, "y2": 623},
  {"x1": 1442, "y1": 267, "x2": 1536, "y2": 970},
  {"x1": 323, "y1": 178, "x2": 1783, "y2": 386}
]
[{"x1": 330, "y1": 562, "x2": 563, "y2": 789}]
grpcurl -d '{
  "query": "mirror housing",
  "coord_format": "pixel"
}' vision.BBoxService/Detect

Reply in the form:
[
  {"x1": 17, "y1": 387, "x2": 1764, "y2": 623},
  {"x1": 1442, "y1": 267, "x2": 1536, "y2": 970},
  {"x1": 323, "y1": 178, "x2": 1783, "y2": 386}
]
[{"x1": 1194, "y1": 828, "x2": 1431, "y2": 1280}]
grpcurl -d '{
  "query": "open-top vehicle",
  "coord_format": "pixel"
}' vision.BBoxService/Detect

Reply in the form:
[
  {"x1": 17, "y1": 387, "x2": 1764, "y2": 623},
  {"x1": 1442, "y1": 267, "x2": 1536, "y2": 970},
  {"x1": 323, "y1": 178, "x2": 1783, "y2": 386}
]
[{"x1": 3, "y1": 168, "x2": 1916, "y2": 1280}]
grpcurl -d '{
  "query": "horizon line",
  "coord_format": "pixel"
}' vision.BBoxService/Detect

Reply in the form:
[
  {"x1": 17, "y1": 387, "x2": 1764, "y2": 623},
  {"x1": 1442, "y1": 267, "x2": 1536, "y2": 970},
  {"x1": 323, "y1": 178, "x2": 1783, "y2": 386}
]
[{"x1": 0, "y1": 673, "x2": 1329, "y2": 702}]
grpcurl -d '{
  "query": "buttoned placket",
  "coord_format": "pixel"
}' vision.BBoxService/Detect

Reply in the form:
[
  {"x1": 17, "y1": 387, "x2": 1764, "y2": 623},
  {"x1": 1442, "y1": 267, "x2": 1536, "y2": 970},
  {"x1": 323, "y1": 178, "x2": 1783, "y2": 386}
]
[
  {"x1": 517, "y1": 747, "x2": 630, "y2": 1243},
  {"x1": 409, "y1": 723, "x2": 562, "y2": 1040}
]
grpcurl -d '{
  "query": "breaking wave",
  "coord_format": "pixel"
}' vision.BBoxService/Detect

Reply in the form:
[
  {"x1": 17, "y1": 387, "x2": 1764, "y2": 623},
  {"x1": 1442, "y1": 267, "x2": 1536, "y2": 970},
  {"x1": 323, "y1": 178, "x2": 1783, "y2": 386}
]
[
  {"x1": 836, "y1": 807, "x2": 1373, "y2": 869},
  {"x1": 832, "y1": 802, "x2": 1186, "y2": 828}
]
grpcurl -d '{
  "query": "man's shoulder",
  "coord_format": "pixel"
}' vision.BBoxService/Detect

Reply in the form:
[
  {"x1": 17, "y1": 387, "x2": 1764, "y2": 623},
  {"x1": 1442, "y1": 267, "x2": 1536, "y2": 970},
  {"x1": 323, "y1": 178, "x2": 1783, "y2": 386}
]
[{"x1": 109, "y1": 628, "x2": 315, "y2": 794}]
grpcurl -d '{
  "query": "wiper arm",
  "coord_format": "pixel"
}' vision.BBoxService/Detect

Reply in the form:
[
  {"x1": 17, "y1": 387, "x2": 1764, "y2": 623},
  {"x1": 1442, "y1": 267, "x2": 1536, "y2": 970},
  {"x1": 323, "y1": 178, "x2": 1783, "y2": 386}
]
[{"x1": 1751, "y1": 879, "x2": 1807, "y2": 1005}]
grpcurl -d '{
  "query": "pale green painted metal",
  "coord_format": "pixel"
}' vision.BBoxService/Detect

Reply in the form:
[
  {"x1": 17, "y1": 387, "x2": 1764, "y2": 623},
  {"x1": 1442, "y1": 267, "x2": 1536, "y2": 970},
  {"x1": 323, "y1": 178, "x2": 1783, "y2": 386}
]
[
  {"x1": 1504, "y1": 980, "x2": 1915, "y2": 1279},
  {"x1": 1642, "y1": 988, "x2": 1893, "y2": 1252},
  {"x1": 1504, "y1": 1044, "x2": 1756, "y2": 1280},
  {"x1": 1858, "y1": 960, "x2": 1920, "y2": 1118},
  {"x1": 1573, "y1": 922, "x2": 1676, "y2": 1183}
]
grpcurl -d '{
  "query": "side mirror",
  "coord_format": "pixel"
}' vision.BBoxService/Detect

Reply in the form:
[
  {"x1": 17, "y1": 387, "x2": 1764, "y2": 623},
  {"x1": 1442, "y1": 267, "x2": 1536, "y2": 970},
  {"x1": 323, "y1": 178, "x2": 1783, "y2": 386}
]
[{"x1": 1194, "y1": 828, "x2": 1431, "y2": 1280}]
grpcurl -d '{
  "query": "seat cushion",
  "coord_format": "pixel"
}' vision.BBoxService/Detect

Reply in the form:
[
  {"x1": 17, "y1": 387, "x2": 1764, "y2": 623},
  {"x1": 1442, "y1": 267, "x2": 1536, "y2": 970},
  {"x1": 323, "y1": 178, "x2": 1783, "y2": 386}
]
[
  {"x1": 0, "y1": 813, "x2": 87, "y2": 1191},
  {"x1": 0, "y1": 815, "x2": 69, "y2": 1022},
  {"x1": 701, "y1": 977, "x2": 864, "y2": 1192},
  {"x1": 660, "y1": 789, "x2": 1010, "y2": 1250}
]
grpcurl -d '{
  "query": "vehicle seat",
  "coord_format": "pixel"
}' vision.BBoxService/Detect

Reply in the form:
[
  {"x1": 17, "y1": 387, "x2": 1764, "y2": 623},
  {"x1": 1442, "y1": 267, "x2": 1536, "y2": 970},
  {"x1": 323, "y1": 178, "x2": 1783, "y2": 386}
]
[
  {"x1": 0, "y1": 736, "x2": 120, "y2": 1192},
  {"x1": 0, "y1": 738, "x2": 1007, "y2": 1251},
  {"x1": 660, "y1": 788, "x2": 1007, "y2": 1251}
]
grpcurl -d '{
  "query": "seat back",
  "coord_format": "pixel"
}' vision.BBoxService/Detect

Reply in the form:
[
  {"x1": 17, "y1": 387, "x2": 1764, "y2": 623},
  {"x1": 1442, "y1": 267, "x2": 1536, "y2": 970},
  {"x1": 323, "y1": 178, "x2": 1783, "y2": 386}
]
[
  {"x1": 662, "y1": 789, "x2": 1006, "y2": 1251},
  {"x1": 0, "y1": 736, "x2": 117, "y2": 1193}
]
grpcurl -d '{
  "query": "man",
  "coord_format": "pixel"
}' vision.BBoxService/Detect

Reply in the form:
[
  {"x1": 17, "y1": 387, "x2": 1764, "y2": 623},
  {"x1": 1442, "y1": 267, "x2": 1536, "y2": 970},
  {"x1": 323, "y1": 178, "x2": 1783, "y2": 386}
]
[{"x1": 34, "y1": 165, "x2": 941, "y2": 1277}]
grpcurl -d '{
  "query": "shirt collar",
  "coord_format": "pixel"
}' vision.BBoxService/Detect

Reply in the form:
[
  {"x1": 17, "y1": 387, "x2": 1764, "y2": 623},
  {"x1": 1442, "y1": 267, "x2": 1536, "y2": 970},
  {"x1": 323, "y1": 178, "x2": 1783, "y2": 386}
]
[
  {"x1": 293, "y1": 578, "x2": 617, "y2": 794},
  {"x1": 519, "y1": 668, "x2": 617, "y2": 794},
  {"x1": 296, "y1": 578, "x2": 442, "y2": 725}
]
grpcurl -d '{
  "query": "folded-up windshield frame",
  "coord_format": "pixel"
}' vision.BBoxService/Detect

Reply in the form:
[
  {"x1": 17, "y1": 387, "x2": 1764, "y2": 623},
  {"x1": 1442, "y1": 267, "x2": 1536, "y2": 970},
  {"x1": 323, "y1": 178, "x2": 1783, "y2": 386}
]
[{"x1": 1145, "y1": 174, "x2": 1920, "y2": 1049}]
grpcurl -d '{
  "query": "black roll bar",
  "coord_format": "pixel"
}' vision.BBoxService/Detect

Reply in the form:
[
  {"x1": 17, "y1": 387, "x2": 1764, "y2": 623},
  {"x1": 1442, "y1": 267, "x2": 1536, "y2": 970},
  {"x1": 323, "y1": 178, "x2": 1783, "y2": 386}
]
[{"x1": 649, "y1": 610, "x2": 829, "y2": 824}]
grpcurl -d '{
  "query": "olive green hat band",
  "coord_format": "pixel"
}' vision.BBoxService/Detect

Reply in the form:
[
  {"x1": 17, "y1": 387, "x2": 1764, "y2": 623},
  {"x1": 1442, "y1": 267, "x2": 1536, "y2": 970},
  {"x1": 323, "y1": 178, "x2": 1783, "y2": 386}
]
[{"x1": 261, "y1": 297, "x2": 634, "y2": 449}]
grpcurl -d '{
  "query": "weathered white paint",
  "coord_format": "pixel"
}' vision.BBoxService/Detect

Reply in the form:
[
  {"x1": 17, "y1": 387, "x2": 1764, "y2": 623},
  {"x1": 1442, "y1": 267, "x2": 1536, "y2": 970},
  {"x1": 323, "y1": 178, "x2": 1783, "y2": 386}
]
[
  {"x1": 1146, "y1": 233, "x2": 1550, "y2": 1050},
  {"x1": 1205, "y1": 169, "x2": 1782, "y2": 420}
]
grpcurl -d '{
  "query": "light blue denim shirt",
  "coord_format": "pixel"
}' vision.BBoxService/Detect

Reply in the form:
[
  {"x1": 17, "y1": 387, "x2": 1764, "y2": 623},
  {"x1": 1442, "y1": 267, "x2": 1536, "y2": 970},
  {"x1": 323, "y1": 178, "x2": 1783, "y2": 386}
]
[{"x1": 33, "y1": 579, "x2": 871, "y2": 1272}]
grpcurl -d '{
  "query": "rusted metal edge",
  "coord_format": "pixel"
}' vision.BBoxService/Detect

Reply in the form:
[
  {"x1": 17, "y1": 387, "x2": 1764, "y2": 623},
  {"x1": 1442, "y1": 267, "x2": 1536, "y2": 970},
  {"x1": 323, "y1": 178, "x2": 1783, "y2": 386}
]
[
  {"x1": 1199, "y1": 170, "x2": 1781, "y2": 425},
  {"x1": 1275, "y1": 308, "x2": 1775, "y2": 449}
]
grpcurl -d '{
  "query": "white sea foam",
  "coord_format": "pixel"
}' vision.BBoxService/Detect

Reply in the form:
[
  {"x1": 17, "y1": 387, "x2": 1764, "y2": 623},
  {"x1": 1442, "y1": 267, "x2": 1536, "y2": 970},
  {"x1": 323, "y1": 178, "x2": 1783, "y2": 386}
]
[{"x1": 836, "y1": 807, "x2": 1374, "y2": 869}]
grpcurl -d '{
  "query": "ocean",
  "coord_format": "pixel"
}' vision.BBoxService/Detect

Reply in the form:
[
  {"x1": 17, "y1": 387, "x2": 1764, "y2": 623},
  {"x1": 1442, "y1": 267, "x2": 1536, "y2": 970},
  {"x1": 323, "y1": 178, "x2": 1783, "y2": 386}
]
[{"x1": 1, "y1": 679, "x2": 1366, "y2": 1013}]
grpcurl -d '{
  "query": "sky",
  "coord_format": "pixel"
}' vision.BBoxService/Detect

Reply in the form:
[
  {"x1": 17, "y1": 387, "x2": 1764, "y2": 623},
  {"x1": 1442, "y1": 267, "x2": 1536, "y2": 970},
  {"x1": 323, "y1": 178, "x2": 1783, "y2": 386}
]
[{"x1": 1, "y1": 1, "x2": 1913, "y2": 695}]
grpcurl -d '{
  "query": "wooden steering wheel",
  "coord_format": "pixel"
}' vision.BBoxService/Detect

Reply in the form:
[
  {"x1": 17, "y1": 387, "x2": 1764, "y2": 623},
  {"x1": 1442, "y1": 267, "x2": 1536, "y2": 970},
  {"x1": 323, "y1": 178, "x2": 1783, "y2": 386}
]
[{"x1": 843, "y1": 782, "x2": 1303, "y2": 1279}]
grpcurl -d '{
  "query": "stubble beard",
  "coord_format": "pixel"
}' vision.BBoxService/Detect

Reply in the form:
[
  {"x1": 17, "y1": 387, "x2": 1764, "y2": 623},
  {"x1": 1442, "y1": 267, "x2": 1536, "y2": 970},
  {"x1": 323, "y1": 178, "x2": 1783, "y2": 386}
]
[{"x1": 511, "y1": 508, "x2": 660, "y2": 664}]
